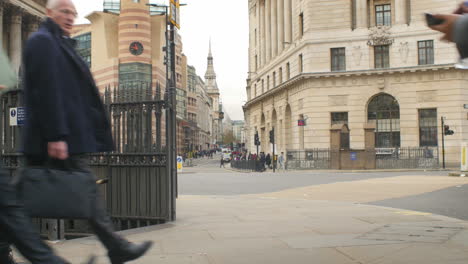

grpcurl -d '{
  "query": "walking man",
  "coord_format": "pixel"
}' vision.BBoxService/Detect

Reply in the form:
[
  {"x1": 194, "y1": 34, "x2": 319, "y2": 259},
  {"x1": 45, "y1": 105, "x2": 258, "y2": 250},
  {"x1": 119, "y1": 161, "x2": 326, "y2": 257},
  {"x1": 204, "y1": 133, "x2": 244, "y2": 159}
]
[
  {"x1": 0, "y1": 51, "x2": 94, "y2": 264},
  {"x1": 21, "y1": 0, "x2": 152, "y2": 263},
  {"x1": 278, "y1": 152, "x2": 285, "y2": 171}
]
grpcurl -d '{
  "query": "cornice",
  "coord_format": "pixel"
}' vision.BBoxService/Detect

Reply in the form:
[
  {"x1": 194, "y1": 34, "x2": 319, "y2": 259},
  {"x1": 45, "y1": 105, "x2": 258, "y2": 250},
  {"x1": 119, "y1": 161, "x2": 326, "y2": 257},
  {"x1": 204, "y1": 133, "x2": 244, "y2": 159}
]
[{"x1": 244, "y1": 64, "x2": 458, "y2": 108}]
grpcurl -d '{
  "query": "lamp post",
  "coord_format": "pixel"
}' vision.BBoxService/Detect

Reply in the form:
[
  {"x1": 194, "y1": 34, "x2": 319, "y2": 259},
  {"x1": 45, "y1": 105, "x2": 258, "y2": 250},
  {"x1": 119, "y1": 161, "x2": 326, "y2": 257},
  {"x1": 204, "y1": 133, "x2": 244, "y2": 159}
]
[{"x1": 147, "y1": 1, "x2": 186, "y2": 221}]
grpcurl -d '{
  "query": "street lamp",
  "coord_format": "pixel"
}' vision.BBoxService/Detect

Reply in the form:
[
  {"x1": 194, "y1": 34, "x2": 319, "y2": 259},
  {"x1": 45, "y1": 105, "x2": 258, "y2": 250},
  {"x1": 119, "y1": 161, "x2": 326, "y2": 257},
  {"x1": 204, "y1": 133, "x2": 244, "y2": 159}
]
[{"x1": 146, "y1": 1, "x2": 186, "y2": 221}]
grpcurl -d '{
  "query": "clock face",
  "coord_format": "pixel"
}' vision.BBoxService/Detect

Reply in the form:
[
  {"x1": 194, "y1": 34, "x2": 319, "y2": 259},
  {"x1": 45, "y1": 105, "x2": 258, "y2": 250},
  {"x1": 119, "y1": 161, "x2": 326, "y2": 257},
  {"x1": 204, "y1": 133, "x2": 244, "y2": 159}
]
[{"x1": 129, "y1": 42, "x2": 144, "y2": 56}]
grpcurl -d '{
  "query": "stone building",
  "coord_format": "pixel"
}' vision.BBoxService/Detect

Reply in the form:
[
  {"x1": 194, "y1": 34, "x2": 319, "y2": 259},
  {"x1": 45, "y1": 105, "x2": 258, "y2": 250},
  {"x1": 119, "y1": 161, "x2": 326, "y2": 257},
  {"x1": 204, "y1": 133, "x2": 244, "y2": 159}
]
[
  {"x1": 1, "y1": 0, "x2": 46, "y2": 74},
  {"x1": 244, "y1": 0, "x2": 466, "y2": 167},
  {"x1": 71, "y1": 0, "x2": 190, "y2": 154},
  {"x1": 188, "y1": 65, "x2": 215, "y2": 150}
]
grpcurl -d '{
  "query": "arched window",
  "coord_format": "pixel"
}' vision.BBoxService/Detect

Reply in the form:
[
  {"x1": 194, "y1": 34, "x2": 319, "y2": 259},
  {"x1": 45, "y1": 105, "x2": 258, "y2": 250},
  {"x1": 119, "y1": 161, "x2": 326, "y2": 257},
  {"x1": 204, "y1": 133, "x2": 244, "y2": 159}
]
[{"x1": 368, "y1": 94, "x2": 400, "y2": 148}]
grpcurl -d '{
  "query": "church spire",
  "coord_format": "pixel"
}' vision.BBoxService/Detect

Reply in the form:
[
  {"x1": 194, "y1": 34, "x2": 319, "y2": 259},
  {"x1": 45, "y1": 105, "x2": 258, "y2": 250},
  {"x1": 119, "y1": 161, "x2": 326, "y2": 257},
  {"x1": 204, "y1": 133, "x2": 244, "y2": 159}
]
[{"x1": 205, "y1": 40, "x2": 218, "y2": 94}]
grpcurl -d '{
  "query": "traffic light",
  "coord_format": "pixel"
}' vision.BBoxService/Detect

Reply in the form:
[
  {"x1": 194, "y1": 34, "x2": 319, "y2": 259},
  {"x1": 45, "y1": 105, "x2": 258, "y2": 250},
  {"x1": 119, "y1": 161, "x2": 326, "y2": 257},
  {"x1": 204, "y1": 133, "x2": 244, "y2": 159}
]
[
  {"x1": 254, "y1": 132, "x2": 260, "y2": 146},
  {"x1": 269, "y1": 129, "x2": 275, "y2": 143},
  {"x1": 444, "y1": 125, "x2": 454, "y2": 136}
]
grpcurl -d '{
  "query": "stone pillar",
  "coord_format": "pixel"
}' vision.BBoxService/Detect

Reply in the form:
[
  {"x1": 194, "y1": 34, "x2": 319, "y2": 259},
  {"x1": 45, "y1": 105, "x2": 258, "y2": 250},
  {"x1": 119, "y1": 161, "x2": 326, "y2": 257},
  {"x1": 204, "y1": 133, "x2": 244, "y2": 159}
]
[
  {"x1": 0, "y1": 3, "x2": 4, "y2": 46},
  {"x1": 356, "y1": 0, "x2": 368, "y2": 28},
  {"x1": 284, "y1": 0, "x2": 292, "y2": 44},
  {"x1": 395, "y1": 0, "x2": 406, "y2": 25},
  {"x1": 256, "y1": 3, "x2": 261, "y2": 67},
  {"x1": 10, "y1": 7, "x2": 23, "y2": 74},
  {"x1": 271, "y1": 0, "x2": 277, "y2": 57},
  {"x1": 265, "y1": 0, "x2": 271, "y2": 62},
  {"x1": 260, "y1": 2, "x2": 266, "y2": 66},
  {"x1": 277, "y1": 0, "x2": 284, "y2": 54},
  {"x1": 26, "y1": 16, "x2": 40, "y2": 38}
]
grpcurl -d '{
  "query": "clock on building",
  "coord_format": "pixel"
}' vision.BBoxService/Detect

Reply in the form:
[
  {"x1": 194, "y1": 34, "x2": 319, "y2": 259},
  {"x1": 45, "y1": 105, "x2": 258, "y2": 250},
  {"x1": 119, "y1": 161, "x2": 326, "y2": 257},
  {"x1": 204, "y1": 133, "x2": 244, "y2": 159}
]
[{"x1": 129, "y1": 42, "x2": 144, "y2": 56}]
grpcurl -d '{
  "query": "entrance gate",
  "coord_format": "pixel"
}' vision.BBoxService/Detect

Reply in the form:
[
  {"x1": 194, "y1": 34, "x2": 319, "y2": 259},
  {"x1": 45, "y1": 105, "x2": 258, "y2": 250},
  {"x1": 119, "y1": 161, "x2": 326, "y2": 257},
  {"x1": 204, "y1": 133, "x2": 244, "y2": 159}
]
[{"x1": 0, "y1": 82, "x2": 177, "y2": 238}]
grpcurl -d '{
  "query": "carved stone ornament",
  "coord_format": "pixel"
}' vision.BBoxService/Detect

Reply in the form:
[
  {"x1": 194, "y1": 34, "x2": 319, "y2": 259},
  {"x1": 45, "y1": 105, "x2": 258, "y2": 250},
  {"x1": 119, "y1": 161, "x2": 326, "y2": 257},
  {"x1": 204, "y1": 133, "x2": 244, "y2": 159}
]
[
  {"x1": 399, "y1": 42, "x2": 409, "y2": 63},
  {"x1": 367, "y1": 26, "x2": 394, "y2": 46},
  {"x1": 352, "y1": 46, "x2": 363, "y2": 66}
]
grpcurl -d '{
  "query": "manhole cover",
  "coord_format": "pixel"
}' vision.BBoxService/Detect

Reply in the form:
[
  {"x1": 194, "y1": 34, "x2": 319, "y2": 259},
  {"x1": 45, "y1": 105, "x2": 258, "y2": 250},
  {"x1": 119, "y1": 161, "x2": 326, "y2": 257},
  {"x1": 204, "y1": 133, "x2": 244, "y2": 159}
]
[{"x1": 359, "y1": 224, "x2": 464, "y2": 243}]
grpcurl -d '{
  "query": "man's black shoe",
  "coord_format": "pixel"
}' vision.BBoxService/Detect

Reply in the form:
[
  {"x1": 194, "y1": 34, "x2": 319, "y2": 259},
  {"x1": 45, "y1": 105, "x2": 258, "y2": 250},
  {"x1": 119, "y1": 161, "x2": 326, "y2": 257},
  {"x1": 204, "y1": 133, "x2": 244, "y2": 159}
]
[{"x1": 109, "y1": 241, "x2": 153, "y2": 264}]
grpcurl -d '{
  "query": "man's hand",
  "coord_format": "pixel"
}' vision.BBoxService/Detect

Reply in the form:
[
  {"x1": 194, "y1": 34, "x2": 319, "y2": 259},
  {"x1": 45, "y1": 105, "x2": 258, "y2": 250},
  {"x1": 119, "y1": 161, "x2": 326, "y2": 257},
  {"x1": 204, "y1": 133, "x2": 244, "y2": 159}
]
[
  {"x1": 430, "y1": 14, "x2": 461, "y2": 42},
  {"x1": 454, "y1": 2, "x2": 468, "y2": 14},
  {"x1": 48, "y1": 141, "x2": 69, "y2": 160}
]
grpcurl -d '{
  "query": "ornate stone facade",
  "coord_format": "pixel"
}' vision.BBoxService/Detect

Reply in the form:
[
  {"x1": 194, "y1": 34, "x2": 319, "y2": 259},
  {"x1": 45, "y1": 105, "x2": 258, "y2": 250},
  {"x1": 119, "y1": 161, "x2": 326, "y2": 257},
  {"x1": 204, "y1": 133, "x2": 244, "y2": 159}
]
[
  {"x1": 244, "y1": 0, "x2": 465, "y2": 167},
  {"x1": 1, "y1": 0, "x2": 46, "y2": 73}
]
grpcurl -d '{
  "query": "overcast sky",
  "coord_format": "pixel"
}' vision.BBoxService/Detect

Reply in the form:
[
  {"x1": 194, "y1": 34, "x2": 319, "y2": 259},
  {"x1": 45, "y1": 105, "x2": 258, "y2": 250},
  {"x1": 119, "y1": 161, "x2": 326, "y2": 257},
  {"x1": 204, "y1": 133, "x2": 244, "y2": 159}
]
[{"x1": 75, "y1": 0, "x2": 248, "y2": 121}]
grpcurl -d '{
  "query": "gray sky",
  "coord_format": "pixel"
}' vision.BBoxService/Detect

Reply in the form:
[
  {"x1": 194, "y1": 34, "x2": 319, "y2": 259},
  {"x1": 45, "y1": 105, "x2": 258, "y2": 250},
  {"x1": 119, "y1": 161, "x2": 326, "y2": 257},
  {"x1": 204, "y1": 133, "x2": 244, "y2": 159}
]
[{"x1": 75, "y1": 0, "x2": 248, "y2": 120}]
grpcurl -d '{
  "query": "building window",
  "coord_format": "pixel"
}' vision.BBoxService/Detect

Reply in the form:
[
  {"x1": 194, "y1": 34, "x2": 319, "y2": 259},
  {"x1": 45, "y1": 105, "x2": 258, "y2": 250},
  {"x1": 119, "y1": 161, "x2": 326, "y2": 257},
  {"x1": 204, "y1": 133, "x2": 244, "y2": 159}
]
[
  {"x1": 331, "y1": 112, "x2": 348, "y2": 125},
  {"x1": 375, "y1": 4, "x2": 391, "y2": 26},
  {"x1": 419, "y1": 109, "x2": 438, "y2": 147},
  {"x1": 299, "y1": 54, "x2": 303, "y2": 73},
  {"x1": 255, "y1": 29, "x2": 257, "y2": 46},
  {"x1": 119, "y1": 63, "x2": 151, "y2": 86},
  {"x1": 286, "y1": 62, "x2": 290, "y2": 79},
  {"x1": 299, "y1": 12, "x2": 304, "y2": 37},
  {"x1": 267, "y1": 75, "x2": 270, "y2": 90},
  {"x1": 73, "y1": 33, "x2": 91, "y2": 68},
  {"x1": 273, "y1": 72, "x2": 276, "y2": 87},
  {"x1": 418, "y1": 40, "x2": 434, "y2": 65},
  {"x1": 262, "y1": 79, "x2": 264, "y2": 94},
  {"x1": 255, "y1": 55, "x2": 258, "y2": 71},
  {"x1": 374, "y1": 45, "x2": 390, "y2": 69},
  {"x1": 331, "y1": 48, "x2": 346, "y2": 72},
  {"x1": 279, "y1": 67, "x2": 283, "y2": 84},
  {"x1": 368, "y1": 93, "x2": 400, "y2": 148}
]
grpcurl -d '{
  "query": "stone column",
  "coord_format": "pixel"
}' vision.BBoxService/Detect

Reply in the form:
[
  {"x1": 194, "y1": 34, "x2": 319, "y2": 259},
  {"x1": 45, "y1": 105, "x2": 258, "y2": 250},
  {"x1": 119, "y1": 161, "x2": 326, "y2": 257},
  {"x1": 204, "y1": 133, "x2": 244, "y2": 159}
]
[
  {"x1": 284, "y1": 0, "x2": 292, "y2": 44},
  {"x1": 26, "y1": 16, "x2": 41, "y2": 38},
  {"x1": 10, "y1": 7, "x2": 23, "y2": 74},
  {"x1": 260, "y1": 1, "x2": 266, "y2": 66},
  {"x1": 271, "y1": 0, "x2": 277, "y2": 57},
  {"x1": 0, "y1": 3, "x2": 4, "y2": 46},
  {"x1": 277, "y1": 0, "x2": 284, "y2": 54},
  {"x1": 265, "y1": 0, "x2": 271, "y2": 62},
  {"x1": 356, "y1": 0, "x2": 368, "y2": 28},
  {"x1": 256, "y1": 3, "x2": 261, "y2": 67},
  {"x1": 395, "y1": 0, "x2": 406, "y2": 25}
]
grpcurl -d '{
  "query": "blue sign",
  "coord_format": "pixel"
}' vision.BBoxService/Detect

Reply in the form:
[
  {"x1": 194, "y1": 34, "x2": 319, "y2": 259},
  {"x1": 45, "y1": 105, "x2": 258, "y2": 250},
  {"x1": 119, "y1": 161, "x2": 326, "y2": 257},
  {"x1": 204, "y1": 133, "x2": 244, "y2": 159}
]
[
  {"x1": 17, "y1": 107, "x2": 25, "y2": 126},
  {"x1": 350, "y1": 152, "x2": 357, "y2": 161}
]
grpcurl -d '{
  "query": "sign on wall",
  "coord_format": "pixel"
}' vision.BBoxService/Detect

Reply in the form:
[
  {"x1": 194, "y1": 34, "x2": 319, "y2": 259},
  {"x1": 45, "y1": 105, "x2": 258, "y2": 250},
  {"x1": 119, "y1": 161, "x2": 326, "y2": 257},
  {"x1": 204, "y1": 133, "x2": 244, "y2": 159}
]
[{"x1": 9, "y1": 107, "x2": 25, "y2": 127}]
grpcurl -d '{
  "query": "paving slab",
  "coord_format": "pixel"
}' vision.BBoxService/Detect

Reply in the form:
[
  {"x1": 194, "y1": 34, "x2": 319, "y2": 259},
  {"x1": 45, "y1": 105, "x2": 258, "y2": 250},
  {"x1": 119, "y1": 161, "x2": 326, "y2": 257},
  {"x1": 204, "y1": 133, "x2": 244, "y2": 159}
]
[{"x1": 13, "y1": 195, "x2": 468, "y2": 264}]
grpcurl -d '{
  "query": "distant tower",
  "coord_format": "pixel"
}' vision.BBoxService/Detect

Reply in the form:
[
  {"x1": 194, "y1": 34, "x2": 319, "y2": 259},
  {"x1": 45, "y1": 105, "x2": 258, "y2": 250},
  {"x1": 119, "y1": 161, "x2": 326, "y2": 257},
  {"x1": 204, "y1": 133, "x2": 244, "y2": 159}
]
[
  {"x1": 118, "y1": 0, "x2": 152, "y2": 66},
  {"x1": 205, "y1": 40, "x2": 220, "y2": 112}
]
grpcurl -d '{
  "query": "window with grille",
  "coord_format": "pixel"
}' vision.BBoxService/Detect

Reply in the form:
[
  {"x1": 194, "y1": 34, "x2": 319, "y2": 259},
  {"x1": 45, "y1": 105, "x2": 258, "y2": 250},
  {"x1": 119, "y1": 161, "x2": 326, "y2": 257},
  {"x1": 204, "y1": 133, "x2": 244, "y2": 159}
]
[
  {"x1": 331, "y1": 112, "x2": 348, "y2": 125},
  {"x1": 418, "y1": 40, "x2": 434, "y2": 65},
  {"x1": 331, "y1": 48, "x2": 346, "y2": 72},
  {"x1": 419, "y1": 109, "x2": 438, "y2": 147},
  {"x1": 374, "y1": 45, "x2": 390, "y2": 69},
  {"x1": 368, "y1": 94, "x2": 400, "y2": 148},
  {"x1": 375, "y1": 4, "x2": 391, "y2": 26}
]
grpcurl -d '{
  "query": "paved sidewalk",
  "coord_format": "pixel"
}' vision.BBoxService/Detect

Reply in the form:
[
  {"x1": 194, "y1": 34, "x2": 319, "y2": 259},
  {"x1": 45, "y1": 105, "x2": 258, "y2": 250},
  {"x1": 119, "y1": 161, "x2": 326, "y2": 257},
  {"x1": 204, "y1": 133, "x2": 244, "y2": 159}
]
[{"x1": 33, "y1": 194, "x2": 468, "y2": 264}]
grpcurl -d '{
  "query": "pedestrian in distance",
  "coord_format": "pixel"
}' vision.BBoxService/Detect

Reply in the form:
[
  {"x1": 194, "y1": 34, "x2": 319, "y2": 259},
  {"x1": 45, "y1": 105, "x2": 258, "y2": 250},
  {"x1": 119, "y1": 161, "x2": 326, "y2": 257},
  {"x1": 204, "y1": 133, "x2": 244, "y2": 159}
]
[
  {"x1": 278, "y1": 152, "x2": 286, "y2": 171},
  {"x1": 265, "y1": 154, "x2": 272, "y2": 169},
  {"x1": 0, "y1": 47, "x2": 96, "y2": 264},
  {"x1": 220, "y1": 156, "x2": 225, "y2": 168},
  {"x1": 21, "y1": 0, "x2": 153, "y2": 263}
]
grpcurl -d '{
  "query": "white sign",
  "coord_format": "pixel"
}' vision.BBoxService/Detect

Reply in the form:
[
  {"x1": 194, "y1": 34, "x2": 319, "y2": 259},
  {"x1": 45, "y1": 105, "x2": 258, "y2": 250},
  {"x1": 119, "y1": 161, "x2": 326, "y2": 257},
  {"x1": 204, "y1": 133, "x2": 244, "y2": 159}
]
[
  {"x1": 177, "y1": 156, "x2": 183, "y2": 172},
  {"x1": 462, "y1": 143, "x2": 468, "y2": 171},
  {"x1": 9, "y1": 107, "x2": 25, "y2": 126}
]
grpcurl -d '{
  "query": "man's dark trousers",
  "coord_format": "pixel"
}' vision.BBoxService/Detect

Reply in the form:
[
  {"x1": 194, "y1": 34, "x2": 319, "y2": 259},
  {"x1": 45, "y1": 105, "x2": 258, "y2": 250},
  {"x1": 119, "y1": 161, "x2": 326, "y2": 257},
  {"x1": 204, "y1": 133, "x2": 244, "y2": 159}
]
[{"x1": 0, "y1": 168, "x2": 66, "y2": 264}]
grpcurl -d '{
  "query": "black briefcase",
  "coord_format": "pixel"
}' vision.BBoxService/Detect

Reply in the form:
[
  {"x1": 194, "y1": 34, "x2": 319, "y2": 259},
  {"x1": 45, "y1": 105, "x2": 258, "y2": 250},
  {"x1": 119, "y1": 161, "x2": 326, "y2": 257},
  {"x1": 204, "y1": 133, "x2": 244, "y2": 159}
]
[{"x1": 17, "y1": 167, "x2": 97, "y2": 219}]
